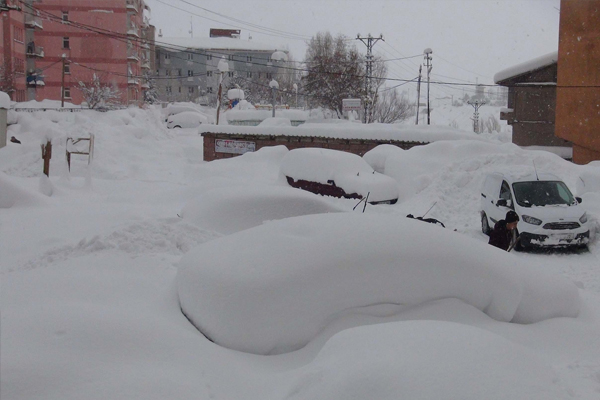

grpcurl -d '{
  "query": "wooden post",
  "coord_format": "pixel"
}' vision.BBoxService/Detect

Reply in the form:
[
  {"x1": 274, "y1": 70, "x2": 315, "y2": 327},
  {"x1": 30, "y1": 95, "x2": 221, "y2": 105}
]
[{"x1": 41, "y1": 140, "x2": 52, "y2": 176}]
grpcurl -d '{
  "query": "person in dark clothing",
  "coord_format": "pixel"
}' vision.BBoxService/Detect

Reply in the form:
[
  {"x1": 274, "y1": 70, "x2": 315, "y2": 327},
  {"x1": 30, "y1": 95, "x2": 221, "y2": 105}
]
[{"x1": 488, "y1": 210, "x2": 520, "y2": 251}]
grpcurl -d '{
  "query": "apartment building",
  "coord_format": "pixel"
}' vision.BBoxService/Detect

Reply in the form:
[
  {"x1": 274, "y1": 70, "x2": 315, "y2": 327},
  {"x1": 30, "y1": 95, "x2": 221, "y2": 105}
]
[
  {"x1": 1, "y1": 0, "x2": 27, "y2": 101},
  {"x1": 1, "y1": 0, "x2": 155, "y2": 105},
  {"x1": 156, "y1": 29, "x2": 287, "y2": 104}
]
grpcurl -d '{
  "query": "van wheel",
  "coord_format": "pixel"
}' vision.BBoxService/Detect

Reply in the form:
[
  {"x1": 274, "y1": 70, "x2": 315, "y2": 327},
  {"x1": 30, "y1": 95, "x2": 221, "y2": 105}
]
[
  {"x1": 481, "y1": 212, "x2": 491, "y2": 235},
  {"x1": 174, "y1": 125, "x2": 182, "y2": 129}
]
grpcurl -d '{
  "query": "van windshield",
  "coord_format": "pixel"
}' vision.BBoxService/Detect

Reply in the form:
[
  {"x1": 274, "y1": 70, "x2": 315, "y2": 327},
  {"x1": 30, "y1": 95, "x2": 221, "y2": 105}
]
[{"x1": 512, "y1": 181, "x2": 575, "y2": 207}]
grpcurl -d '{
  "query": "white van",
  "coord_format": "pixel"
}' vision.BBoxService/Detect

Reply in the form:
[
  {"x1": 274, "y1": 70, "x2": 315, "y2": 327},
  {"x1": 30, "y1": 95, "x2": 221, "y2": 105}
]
[{"x1": 480, "y1": 172, "x2": 589, "y2": 248}]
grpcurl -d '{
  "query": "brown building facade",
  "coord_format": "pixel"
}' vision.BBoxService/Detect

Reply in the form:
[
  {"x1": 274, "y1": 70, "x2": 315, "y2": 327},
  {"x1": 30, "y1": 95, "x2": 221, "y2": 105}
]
[
  {"x1": 555, "y1": 0, "x2": 600, "y2": 164},
  {"x1": 495, "y1": 53, "x2": 571, "y2": 150}
]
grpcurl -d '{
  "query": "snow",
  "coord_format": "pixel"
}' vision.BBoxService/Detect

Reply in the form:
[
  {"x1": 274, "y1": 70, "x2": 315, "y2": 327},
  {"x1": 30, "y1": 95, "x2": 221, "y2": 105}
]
[
  {"x1": 206, "y1": 121, "x2": 490, "y2": 142},
  {"x1": 257, "y1": 117, "x2": 292, "y2": 127},
  {"x1": 0, "y1": 90, "x2": 10, "y2": 109},
  {"x1": 1, "y1": 105, "x2": 600, "y2": 400},
  {"x1": 166, "y1": 111, "x2": 208, "y2": 129},
  {"x1": 227, "y1": 88, "x2": 245, "y2": 100},
  {"x1": 280, "y1": 147, "x2": 400, "y2": 202},
  {"x1": 178, "y1": 213, "x2": 579, "y2": 355},
  {"x1": 494, "y1": 51, "x2": 558, "y2": 83},
  {"x1": 225, "y1": 108, "x2": 308, "y2": 123}
]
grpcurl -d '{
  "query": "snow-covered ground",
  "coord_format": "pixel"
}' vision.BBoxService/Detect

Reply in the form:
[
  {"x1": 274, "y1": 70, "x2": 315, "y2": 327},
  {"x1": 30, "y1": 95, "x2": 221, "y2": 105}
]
[{"x1": 1, "y1": 105, "x2": 600, "y2": 400}]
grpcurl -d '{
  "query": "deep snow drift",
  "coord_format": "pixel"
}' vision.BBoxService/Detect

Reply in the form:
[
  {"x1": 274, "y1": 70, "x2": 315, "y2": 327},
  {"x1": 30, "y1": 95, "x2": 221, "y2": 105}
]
[{"x1": 2, "y1": 106, "x2": 600, "y2": 400}]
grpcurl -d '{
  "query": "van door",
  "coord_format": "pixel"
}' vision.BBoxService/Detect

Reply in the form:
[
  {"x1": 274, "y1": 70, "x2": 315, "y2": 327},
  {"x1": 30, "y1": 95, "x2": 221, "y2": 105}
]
[{"x1": 491, "y1": 180, "x2": 514, "y2": 224}]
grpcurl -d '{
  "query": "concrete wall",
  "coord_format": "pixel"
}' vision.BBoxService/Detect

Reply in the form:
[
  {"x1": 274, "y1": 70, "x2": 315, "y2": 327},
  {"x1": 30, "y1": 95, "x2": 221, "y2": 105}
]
[
  {"x1": 201, "y1": 132, "x2": 426, "y2": 162},
  {"x1": 556, "y1": 0, "x2": 600, "y2": 164}
]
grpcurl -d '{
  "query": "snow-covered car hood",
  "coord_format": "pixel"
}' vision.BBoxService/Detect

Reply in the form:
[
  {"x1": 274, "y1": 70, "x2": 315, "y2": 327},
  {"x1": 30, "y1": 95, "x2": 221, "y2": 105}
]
[{"x1": 517, "y1": 203, "x2": 586, "y2": 223}]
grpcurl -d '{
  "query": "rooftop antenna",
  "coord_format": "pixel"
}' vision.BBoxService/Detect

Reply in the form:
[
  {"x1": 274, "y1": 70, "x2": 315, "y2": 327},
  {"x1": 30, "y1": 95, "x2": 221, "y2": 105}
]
[
  {"x1": 533, "y1": 160, "x2": 540, "y2": 181},
  {"x1": 189, "y1": 16, "x2": 193, "y2": 38}
]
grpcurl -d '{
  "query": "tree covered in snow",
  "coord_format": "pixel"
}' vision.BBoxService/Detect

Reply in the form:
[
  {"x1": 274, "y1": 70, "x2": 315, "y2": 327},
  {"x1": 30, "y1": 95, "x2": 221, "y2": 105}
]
[
  {"x1": 142, "y1": 73, "x2": 159, "y2": 105},
  {"x1": 77, "y1": 73, "x2": 121, "y2": 109},
  {"x1": 372, "y1": 89, "x2": 414, "y2": 124},
  {"x1": 302, "y1": 32, "x2": 365, "y2": 118},
  {"x1": 0, "y1": 62, "x2": 14, "y2": 94}
]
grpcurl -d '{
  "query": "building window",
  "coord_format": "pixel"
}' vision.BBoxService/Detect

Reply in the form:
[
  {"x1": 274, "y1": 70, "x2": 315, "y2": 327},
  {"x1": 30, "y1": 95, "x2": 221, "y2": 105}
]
[
  {"x1": 246, "y1": 56, "x2": 252, "y2": 62},
  {"x1": 64, "y1": 62, "x2": 70, "y2": 74},
  {"x1": 266, "y1": 73, "x2": 272, "y2": 79},
  {"x1": 188, "y1": 70, "x2": 194, "y2": 77},
  {"x1": 228, "y1": 71, "x2": 234, "y2": 78},
  {"x1": 207, "y1": 71, "x2": 213, "y2": 77},
  {"x1": 188, "y1": 86, "x2": 194, "y2": 94},
  {"x1": 13, "y1": 58, "x2": 24, "y2": 73},
  {"x1": 64, "y1": 87, "x2": 71, "y2": 98},
  {"x1": 16, "y1": 90, "x2": 26, "y2": 102},
  {"x1": 62, "y1": 11, "x2": 69, "y2": 22},
  {"x1": 207, "y1": 87, "x2": 213, "y2": 93},
  {"x1": 14, "y1": 27, "x2": 24, "y2": 43},
  {"x1": 63, "y1": 37, "x2": 70, "y2": 49},
  {"x1": 177, "y1": 69, "x2": 182, "y2": 76},
  {"x1": 206, "y1": 54, "x2": 213, "y2": 61},
  {"x1": 187, "y1": 53, "x2": 193, "y2": 60},
  {"x1": 258, "y1": 73, "x2": 261, "y2": 79},
  {"x1": 228, "y1": 54, "x2": 234, "y2": 61},
  {"x1": 246, "y1": 71, "x2": 252, "y2": 78},
  {"x1": 166, "y1": 86, "x2": 172, "y2": 94},
  {"x1": 165, "y1": 53, "x2": 170, "y2": 59},
  {"x1": 165, "y1": 69, "x2": 171, "y2": 76}
]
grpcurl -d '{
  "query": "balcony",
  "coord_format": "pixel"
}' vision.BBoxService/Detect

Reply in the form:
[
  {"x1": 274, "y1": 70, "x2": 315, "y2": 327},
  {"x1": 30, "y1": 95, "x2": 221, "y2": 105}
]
[
  {"x1": 128, "y1": 78, "x2": 139, "y2": 85},
  {"x1": 127, "y1": 51, "x2": 140, "y2": 62},
  {"x1": 141, "y1": 60, "x2": 151, "y2": 69},
  {"x1": 126, "y1": 0, "x2": 138, "y2": 13},
  {"x1": 26, "y1": 44, "x2": 44, "y2": 58},
  {"x1": 127, "y1": 23, "x2": 139, "y2": 37},
  {"x1": 26, "y1": 74, "x2": 45, "y2": 87},
  {"x1": 25, "y1": 14, "x2": 43, "y2": 29}
]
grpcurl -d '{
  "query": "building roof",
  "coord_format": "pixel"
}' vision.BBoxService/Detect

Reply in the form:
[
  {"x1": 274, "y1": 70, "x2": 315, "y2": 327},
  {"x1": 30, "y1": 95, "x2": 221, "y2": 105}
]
[
  {"x1": 157, "y1": 37, "x2": 282, "y2": 53},
  {"x1": 494, "y1": 51, "x2": 558, "y2": 84}
]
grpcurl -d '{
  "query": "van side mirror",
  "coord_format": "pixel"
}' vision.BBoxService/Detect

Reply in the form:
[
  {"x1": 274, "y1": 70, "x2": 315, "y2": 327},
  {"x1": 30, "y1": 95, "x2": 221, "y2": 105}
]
[{"x1": 576, "y1": 197, "x2": 582, "y2": 204}]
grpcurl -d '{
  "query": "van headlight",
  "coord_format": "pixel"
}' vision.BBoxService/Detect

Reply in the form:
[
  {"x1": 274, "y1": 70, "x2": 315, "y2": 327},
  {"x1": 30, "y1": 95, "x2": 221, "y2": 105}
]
[
  {"x1": 522, "y1": 215, "x2": 542, "y2": 225},
  {"x1": 580, "y1": 212, "x2": 588, "y2": 224}
]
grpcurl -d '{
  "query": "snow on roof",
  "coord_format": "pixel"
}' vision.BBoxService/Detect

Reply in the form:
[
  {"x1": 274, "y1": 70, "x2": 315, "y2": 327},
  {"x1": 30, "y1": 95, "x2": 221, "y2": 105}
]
[
  {"x1": 158, "y1": 36, "x2": 281, "y2": 52},
  {"x1": 494, "y1": 51, "x2": 558, "y2": 84},
  {"x1": 202, "y1": 123, "x2": 486, "y2": 143},
  {"x1": 0, "y1": 91, "x2": 10, "y2": 109}
]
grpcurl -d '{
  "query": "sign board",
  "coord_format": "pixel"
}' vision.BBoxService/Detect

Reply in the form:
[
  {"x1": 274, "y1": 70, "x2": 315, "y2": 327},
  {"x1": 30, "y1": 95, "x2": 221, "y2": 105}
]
[
  {"x1": 215, "y1": 139, "x2": 256, "y2": 155},
  {"x1": 342, "y1": 98, "x2": 362, "y2": 112}
]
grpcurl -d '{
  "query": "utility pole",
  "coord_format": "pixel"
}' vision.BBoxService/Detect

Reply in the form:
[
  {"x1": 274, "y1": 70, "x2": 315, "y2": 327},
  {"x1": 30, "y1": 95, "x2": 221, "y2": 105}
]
[
  {"x1": 415, "y1": 64, "x2": 422, "y2": 125},
  {"x1": 423, "y1": 48, "x2": 433, "y2": 125},
  {"x1": 356, "y1": 33, "x2": 384, "y2": 124},
  {"x1": 467, "y1": 99, "x2": 487, "y2": 133},
  {"x1": 61, "y1": 54, "x2": 66, "y2": 107}
]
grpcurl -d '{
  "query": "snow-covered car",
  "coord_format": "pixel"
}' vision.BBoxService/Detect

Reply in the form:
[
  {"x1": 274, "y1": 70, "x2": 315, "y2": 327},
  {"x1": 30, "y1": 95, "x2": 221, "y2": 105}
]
[
  {"x1": 280, "y1": 148, "x2": 399, "y2": 205},
  {"x1": 166, "y1": 111, "x2": 209, "y2": 129},
  {"x1": 481, "y1": 172, "x2": 590, "y2": 248}
]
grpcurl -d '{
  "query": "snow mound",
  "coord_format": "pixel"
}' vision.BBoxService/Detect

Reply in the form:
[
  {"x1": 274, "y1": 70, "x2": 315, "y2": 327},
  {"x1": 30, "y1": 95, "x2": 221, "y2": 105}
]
[
  {"x1": 0, "y1": 91, "x2": 10, "y2": 109},
  {"x1": 258, "y1": 117, "x2": 292, "y2": 127},
  {"x1": 0, "y1": 173, "x2": 48, "y2": 208},
  {"x1": 181, "y1": 185, "x2": 342, "y2": 235},
  {"x1": 287, "y1": 320, "x2": 570, "y2": 400},
  {"x1": 177, "y1": 213, "x2": 580, "y2": 355}
]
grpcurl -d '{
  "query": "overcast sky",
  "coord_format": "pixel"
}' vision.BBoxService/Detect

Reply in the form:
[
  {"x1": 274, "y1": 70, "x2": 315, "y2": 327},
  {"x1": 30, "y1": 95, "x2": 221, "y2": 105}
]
[{"x1": 145, "y1": 0, "x2": 561, "y2": 100}]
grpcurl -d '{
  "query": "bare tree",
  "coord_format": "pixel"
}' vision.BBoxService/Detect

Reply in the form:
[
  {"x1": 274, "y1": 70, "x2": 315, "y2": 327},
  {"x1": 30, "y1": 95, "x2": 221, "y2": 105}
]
[
  {"x1": 480, "y1": 114, "x2": 502, "y2": 133},
  {"x1": 372, "y1": 89, "x2": 414, "y2": 124},
  {"x1": 303, "y1": 31, "x2": 365, "y2": 118},
  {"x1": 77, "y1": 73, "x2": 121, "y2": 109}
]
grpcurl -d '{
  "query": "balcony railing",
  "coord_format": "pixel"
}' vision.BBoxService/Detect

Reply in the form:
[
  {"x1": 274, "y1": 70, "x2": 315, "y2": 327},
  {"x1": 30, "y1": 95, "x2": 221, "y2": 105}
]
[
  {"x1": 127, "y1": 51, "x2": 140, "y2": 62},
  {"x1": 26, "y1": 75, "x2": 45, "y2": 87},
  {"x1": 127, "y1": 22, "x2": 139, "y2": 37},
  {"x1": 25, "y1": 14, "x2": 43, "y2": 29},
  {"x1": 126, "y1": 0, "x2": 138, "y2": 13},
  {"x1": 26, "y1": 44, "x2": 44, "y2": 58}
]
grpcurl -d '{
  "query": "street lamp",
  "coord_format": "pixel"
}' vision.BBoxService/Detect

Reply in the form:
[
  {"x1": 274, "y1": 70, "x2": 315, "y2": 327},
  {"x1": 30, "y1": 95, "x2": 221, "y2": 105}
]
[
  {"x1": 269, "y1": 79, "x2": 279, "y2": 118},
  {"x1": 216, "y1": 56, "x2": 230, "y2": 125}
]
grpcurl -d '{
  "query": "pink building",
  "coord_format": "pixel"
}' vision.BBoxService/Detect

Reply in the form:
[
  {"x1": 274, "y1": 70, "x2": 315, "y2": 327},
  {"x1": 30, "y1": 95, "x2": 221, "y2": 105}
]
[
  {"x1": 1, "y1": 0, "x2": 27, "y2": 101},
  {"x1": 15, "y1": 0, "x2": 153, "y2": 106}
]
